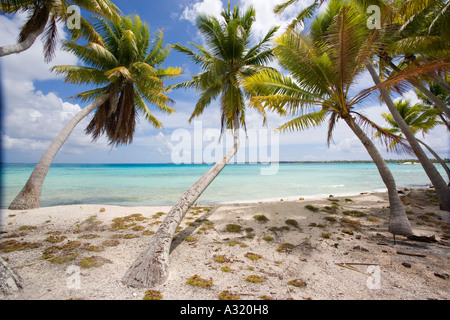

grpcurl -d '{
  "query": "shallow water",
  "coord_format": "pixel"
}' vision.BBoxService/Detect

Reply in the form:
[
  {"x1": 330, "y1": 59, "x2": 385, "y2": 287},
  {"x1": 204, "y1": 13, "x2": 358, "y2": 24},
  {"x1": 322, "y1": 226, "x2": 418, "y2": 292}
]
[{"x1": 1, "y1": 162, "x2": 447, "y2": 208}]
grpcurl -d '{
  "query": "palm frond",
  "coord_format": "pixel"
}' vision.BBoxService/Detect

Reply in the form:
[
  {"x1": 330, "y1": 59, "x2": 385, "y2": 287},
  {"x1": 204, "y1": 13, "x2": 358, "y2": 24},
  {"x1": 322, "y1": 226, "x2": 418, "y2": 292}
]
[
  {"x1": 42, "y1": 14, "x2": 59, "y2": 63},
  {"x1": 276, "y1": 108, "x2": 328, "y2": 133},
  {"x1": 51, "y1": 65, "x2": 109, "y2": 85},
  {"x1": 361, "y1": 58, "x2": 450, "y2": 97},
  {"x1": 352, "y1": 111, "x2": 414, "y2": 155}
]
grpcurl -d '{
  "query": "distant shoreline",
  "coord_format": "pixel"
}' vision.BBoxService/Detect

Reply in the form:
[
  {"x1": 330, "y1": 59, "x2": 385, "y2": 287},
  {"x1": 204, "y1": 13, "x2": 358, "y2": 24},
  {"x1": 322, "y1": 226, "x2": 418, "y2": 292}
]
[{"x1": 2, "y1": 159, "x2": 449, "y2": 165}]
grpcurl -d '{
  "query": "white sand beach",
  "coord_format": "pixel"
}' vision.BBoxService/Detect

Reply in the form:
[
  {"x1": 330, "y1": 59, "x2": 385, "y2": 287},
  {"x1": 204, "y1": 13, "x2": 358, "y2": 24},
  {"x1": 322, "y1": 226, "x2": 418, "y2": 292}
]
[{"x1": 1, "y1": 189, "x2": 449, "y2": 300}]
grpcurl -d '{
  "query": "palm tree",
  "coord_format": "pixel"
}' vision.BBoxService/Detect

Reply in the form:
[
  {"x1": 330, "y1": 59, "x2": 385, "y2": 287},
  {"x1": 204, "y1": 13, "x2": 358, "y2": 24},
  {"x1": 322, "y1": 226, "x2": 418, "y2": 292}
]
[
  {"x1": 415, "y1": 82, "x2": 450, "y2": 130},
  {"x1": 122, "y1": 4, "x2": 278, "y2": 288},
  {"x1": 0, "y1": 0, "x2": 121, "y2": 61},
  {"x1": 358, "y1": 1, "x2": 450, "y2": 212},
  {"x1": 8, "y1": 15, "x2": 182, "y2": 210},
  {"x1": 244, "y1": 3, "x2": 413, "y2": 237},
  {"x1": 377, "y1": 99, "x2": 450, "y2": 181}
]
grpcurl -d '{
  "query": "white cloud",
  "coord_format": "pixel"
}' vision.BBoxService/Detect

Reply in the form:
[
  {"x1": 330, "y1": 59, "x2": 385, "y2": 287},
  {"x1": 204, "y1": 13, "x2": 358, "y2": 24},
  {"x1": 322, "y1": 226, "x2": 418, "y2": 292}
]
[
  {"x1": 241, "y1": 0, "x2": 316, "y2": 40},
  {"x1": 180, "y1": 0, "x2": 223, "y2": 24},
  {"x1": 179, "y1": 0, "x2": 316, "y2": 44},
  {"x1": 0, "y1": 13, "x2": 109, "y2": 158}
]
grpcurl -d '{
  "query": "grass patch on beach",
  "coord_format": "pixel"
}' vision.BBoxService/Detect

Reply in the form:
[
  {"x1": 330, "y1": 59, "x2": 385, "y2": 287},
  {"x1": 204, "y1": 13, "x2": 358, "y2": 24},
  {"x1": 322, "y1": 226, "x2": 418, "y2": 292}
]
[
  {"x1": 44, "y1": 236, "x2": 67, "y2": 243},
  {"x1": 341, "y1": 228, "x2": 354, "y2": 235},
  {"x1": 186, "y1": 275, "x2": 212, "y2": 288},
  {"x1": 80, "y1": 256, "x2": 111, "y2": 268},
  {"x1": 226, "y1": 224, "x2": 242, "y2": 233},
  {"x1": 288, "y1": 279, "x2": 307, "y2": 287},
  {"x1": 0, "y1": 240, "x2": 42, "y2": 252},
  {"x1": 263, "y1": 236, "x2": 273, "y2": 242},
  {"x1": 285, "y1": 219, "x2": 299, "y2": 228},
  {"x1": 305, "y1": 205, "x2": 320, "y2": 212},
  {"x1": 214, "y1": 255, "x2": 230, "y2": 263},
  {"x1": 321, "y1": 232, "x2": 331, "y2": 239},
  {"x1": 218, "y1": 291, "x2": 240, "y2": 300},
  {"x1": 221, "y1": 266, "x2": 231, "y2": 272},
  {"x1": 185, "y1": 237, "x2": 197, "y2": 243},
  {"x1": 246, "y1": 275, "x2": 263, "y2": 283},
  {"x1": 143, "y1": 290, "x2": 163, "y2": 300},
  {"x1": 253, "y1": 215, "x2": 269, "y2": 223},
  {"x1": 343, "y1": 210, "x2": 365, "y2": 217},
  {"x1": 340, "y1": 217, "x2": 361, "y2": 230},
  {"x1": 276, "y1": 243, "x2": 295, "y2": 253},
  {"x1": 102, "y1": 240, "x2": 120, "y2": 247},
  {"x1": 244, "y1": 252, "x2": 262, "y2": 261},
  {"x1": 18, "y1": 225, "x2": 37, "y2": 231}
]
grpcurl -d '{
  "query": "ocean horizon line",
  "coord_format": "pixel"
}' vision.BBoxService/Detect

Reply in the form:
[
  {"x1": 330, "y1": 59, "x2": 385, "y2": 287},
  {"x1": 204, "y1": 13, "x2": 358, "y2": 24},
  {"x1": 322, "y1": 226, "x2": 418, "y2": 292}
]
[{"x1": 2, "y1": 159, "x2": 447, "y2": 166}]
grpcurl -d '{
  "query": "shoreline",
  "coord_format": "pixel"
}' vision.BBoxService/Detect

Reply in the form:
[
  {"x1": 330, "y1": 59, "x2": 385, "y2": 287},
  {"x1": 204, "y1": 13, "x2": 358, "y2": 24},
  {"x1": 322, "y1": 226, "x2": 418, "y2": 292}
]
[
  {"x1": 1, "y1": 184, "x2": 434, "y2": 210},
  {"x1": 1, "y1": 188, "x2": 449, "y2": 300}
]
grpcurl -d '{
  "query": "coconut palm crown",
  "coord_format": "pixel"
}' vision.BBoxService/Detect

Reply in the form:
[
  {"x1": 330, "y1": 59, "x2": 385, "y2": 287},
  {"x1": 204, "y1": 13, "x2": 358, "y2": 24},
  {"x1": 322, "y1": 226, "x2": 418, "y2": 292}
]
[
  {"x1": 0, "y1": 0, "x2": 121, "y2": 61},
  {"x1": 245, "y1": 2, "x2": 408, "y2": 153},
  {"x1": 170, "y1": 3, "x2": 279, "y2": 132},
  {"x1": 52, "y1": 15, "x2": 182, "y2": 146}
]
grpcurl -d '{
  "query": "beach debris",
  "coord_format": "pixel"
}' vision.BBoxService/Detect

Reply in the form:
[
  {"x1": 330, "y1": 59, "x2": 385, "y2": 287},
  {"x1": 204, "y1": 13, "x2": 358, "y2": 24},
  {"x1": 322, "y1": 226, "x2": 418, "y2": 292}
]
[
  {"x1": 407, "y1": 234, "x2": 437, "y2": 243},
  {"x1": 396, "y1": 251, "x2": 427, "y2": 258},
  {"x1": 402, "y1": 262, "x2": 412, "y2": 268},
  {"x1": 341, "y1": 229, "x2": 354, "y2": 235},
  {"x1": 299, "y1": 197, "x2": 304, "y2": 200},
  {"x1": 433, "y1": 273, "x2": 449, "y2": 280},
  {"x1": 335, "y1": 263, "x2": 374, "y2": 276},
  {"x1": 352, "y1": 245, "x2": 369, "y2": 252},
  {"x1": 99, "y1": 208, "x2": 106, "y2": 212}
]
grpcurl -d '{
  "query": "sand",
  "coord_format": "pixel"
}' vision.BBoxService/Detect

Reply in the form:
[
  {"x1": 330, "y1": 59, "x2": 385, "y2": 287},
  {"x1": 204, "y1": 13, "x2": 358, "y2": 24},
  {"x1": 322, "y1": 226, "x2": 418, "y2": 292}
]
[{"x1": 0, "y1": 189, "x2": 449, "y2": 300}]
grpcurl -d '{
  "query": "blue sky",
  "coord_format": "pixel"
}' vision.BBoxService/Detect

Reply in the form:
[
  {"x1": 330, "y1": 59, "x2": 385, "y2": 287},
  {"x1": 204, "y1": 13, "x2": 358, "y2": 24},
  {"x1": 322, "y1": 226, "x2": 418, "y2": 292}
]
[{"x1": 1, "y1": 0, "x2": 448, "y2": 164}]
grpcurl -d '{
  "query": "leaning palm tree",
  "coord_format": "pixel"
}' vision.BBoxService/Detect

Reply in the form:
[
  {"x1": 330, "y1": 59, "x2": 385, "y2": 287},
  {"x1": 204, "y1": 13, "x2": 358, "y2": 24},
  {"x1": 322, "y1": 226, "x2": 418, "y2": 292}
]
[
  {"x1": 0, "y1": 0, "x2": 121, "y2": 61},
  {"x1": 244, "y1": 3, "x2": 413, "y2": 237},
  {"x1": 358, "y1": 2, "x2": 450, "y2": 212},
  {"x1": 122, "y1": 4, "x2": 278, "y2": 288},
  {"x1": 415, "y1": 82, "x2": 450, "y2": 130},
  {"x1": 377, "y1": 99, "x2": 450, "y2": 181},
  {"x1": 8, "y1": 15, "x2": 182, "y2": 210}
]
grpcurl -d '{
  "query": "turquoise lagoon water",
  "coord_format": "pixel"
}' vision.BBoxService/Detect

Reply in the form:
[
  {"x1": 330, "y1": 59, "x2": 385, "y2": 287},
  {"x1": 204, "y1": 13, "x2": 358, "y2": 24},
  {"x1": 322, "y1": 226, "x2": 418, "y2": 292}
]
[{"x1": 1, "y1": 163, "x2": 447, "y2": 208}]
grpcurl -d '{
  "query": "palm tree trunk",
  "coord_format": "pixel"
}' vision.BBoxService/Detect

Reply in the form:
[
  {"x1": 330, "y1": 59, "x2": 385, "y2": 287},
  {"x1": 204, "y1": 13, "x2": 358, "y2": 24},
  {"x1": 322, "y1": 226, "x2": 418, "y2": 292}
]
[
  {"x1": 0, "y1": 259, "x2": 23, "y2": 296},
  {"x1": 412, "y1": 80, "x2": 450, "y2": 118},
  {"x1": 343, "y1": 116, "x2": 412, "y2": 237},
  {"x1": 421, "y1": 55, "x2": 450, "y2": 94},
  {"x1": 8, "y1": 95, "x2": 109, "y2": 210},
  {"x1": 386, "y1": 59, "x2": 450, "y2": 118},
  {"x1": 417, "y1": 138, "x2": 450, "y2": 183},
  {"x1": 122, "y1": 125, "x2": 240, "y2": 288},
  {"x1": 431, "y1": 74, "x2": 450, "y2": 95},
  {"x1": 367, "y1": 62, "x2": 450, "y2": 212},
  {"x1": 0, "y1": 23, "x2": 46, "y2": 57}
]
